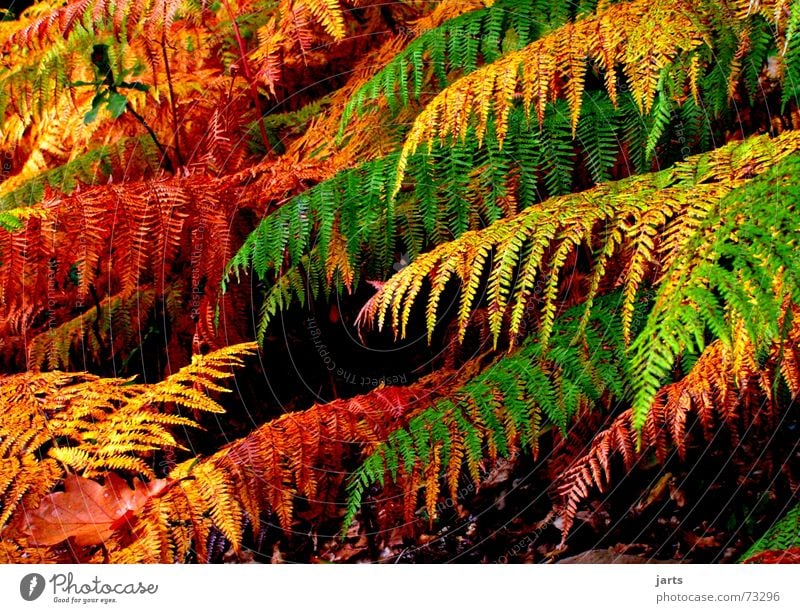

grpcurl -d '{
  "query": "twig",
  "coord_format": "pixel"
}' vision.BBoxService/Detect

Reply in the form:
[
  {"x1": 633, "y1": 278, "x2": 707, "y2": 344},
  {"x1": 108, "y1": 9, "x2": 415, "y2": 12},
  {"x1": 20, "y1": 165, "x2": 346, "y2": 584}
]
[{"x1": 220, "y1": 0, "x2": 271, "y2": 153}]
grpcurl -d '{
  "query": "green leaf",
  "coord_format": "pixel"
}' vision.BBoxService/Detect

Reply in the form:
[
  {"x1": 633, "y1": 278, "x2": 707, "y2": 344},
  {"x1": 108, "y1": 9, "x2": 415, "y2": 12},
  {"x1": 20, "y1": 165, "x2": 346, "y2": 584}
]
[
  {"x1": 119, "y1": 81, "x2": 149, "y2": 92},
  {"x1": 107, "y1": 92, "x2": 128, "y2": 118},
  {"x1": 83, "y1": 104, "x2": 101, "y2": 124}
]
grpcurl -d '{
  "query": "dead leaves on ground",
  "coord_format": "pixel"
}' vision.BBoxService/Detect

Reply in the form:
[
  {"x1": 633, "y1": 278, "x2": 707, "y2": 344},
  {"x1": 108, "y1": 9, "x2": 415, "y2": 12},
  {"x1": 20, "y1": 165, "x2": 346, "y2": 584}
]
[{"x1": 20, "y1": 473, "x2": 169, "y2": 547}]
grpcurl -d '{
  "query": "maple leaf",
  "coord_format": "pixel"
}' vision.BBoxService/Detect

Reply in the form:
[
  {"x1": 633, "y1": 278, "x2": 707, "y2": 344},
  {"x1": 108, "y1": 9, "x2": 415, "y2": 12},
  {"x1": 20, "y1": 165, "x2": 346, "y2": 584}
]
[{"x1": 22, "y1": 473, "x2": 169, "y2": 547}]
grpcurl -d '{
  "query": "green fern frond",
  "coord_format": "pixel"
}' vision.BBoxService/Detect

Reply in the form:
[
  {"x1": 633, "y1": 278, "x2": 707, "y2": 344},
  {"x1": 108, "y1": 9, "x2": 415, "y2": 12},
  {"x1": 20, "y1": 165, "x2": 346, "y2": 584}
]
[
  {"x1": 367, "y1": 131, "x2": 800, "y2": 349},
  {"x1": 229, "y1": 91, "x2": 697, "y2": 337},
  {"x1": 390, "y1": 0, "x2": 795, "y2": 196},
  {"x1": 741, "y1": 502, "x2": 800, "y2": 562},
  {"x1": 343, "y1": 291, "x2": 644, "y2": 528},
  {"x1": 225, "y1": 153, "x2": 397, "y2": 286},
  {"x1": 629, "y1": 152, "x2": 800, "y2": 429},
  {"x1": 339, "y1": 0, "x2": 604, "y2": 132},
  {"x1": 782, "y1": 2, "x2": 800, "y2": 110},
  {"x1": 247, "y1": 95, "x2": 334, "y2": 153},
  {"x1": 576, "y1": 91, "x2": 619, "y2": 184}
]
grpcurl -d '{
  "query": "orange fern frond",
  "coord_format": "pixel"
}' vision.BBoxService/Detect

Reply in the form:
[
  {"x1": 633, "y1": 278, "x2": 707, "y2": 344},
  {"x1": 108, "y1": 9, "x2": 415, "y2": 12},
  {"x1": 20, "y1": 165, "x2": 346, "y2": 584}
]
[
  {"x1": 554, "y1": 319, "x2": 792, "y2": 541},
  {"x1": 107, "y1": 383, "x2": 433, "y2": 562},
  {"x1": 4, "y1": 0, "x2": 186, "y2": 51},
  {"x1": 0, "y1": 343, "x2": 256, "y2": 537}
]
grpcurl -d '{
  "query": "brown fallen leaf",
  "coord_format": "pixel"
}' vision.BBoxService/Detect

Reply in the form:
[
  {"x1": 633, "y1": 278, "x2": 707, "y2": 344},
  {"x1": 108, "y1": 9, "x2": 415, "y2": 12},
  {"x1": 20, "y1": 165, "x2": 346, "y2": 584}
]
[
  {"x1": 683, "y1": 531, "x2": 720, "y2": 550},
  {"x1": 22, "y1": 473, "x2": 169, "y2": 547},
  {"x1": 557, "y1": 548, "x2": 685, "y2": 564},
  {"x1": 632, "y1": 472, "x2": 672, "y2": 514}
]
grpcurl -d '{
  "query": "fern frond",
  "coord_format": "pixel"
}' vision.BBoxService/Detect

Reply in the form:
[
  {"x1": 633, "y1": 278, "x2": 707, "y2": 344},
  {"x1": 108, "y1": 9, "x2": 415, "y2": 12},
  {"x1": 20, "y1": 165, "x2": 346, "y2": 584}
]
[
  {"x1": 0, "y1": 136, "x2": 159, "y2": 211},
  {"x1": 741, "y1": 502, "x2": 800, "y2": 562},
  {"x1": 108, "y1": 383, "x2": 433, "y2": 561},
  {"x1": 555, "y1": 310, "x2": 797, "y2": 542},
  {"x1": 367, "y1": 131, "x2": 800, "y2": 348},
  {"x1": 0, "y1": 343, "x2": 256, "y2": 534},
  {"x1": 3, "y1": 0, "x2": 349, "y2": 50},
  {"x1": 393, "y1": 0, "x2": 728, "y2": 193},
  {"x1": 629, "y1": 150, "x2": 800, "y2": 429},
  {"x1": 576, "y1": 92, "x2": 619, "y2": 183},
  {"x1": 300, "y1": 0, "x2": 347, "y2": 40},
  {"x1": 26, "y1": 285, "x2": 177, "y2": 370},
  {"x1": 230, "y1": 0, "x2": 796, "y2": 341},
  {"x1": 340, "y1": 0, "x2": 591, "y2": 131},
  {"x1": 344, "y1": 291, "x2": 642, "y2": 528},
  {"x1": 0, "y1": 155, "x2": 293, "y2": 366},
  {"x1": 231, "y1": 91, "x2": 709, "y2": 336},
  {"x1": 246, "y1": 94, "x2": 333, "y2": 153}
]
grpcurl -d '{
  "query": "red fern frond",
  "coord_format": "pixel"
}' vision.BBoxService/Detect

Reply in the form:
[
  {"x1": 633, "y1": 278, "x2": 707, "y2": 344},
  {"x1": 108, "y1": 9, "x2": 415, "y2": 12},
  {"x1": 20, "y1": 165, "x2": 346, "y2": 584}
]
[
  {"x1": 742, "y1": 547, "x2": 800, "y2": 564},
  {"x1": 554, "y1": 324, "x2": 790, "y2": 542},
  {"x1": 105, "y1": 383, "x2": 437, "y2": 561}
]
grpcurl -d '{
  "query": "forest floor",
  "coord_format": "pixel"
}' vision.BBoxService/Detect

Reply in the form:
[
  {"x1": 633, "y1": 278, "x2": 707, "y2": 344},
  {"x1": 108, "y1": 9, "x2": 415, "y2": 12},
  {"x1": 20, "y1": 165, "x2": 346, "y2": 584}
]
[{"x1": 212, "y1": 422, "x2": 798, "y2": 564}]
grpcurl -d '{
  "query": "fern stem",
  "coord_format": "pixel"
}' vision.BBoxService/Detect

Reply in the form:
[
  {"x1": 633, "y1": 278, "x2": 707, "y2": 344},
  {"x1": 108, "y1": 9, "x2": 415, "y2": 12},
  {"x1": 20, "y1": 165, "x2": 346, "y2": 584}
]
[
  {"x1": 161, "y1": 24, "x2": 184, "y2": 168},
  {"x1": 124, "y1": 101, "x2": 174, "y2": 174},
  {"x1": 220, "y1": 0, "x2": 271, "y2": 154}
]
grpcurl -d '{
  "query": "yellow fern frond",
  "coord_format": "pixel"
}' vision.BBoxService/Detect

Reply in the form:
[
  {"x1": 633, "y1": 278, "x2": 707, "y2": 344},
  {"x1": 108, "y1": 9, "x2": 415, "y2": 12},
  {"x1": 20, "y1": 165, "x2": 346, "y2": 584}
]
[
  {"x1": 393, "y1": 0, "x2": 721, "y2": 197},
  {"x1": 182, "y1": 461, "x2": 244, "y2": 552},
  {"x1": 372, "y1": 131, "x2": 800, "y2": 346},
  {"x1": 298, "y1": 0, "x2": 347, "y2": 40},
  {"x1": 0, "y1": 342, "x2": 257, "y2": 534},
  {"x1": 103, "y1": 384, "x2": 430, "y2": 562}
]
